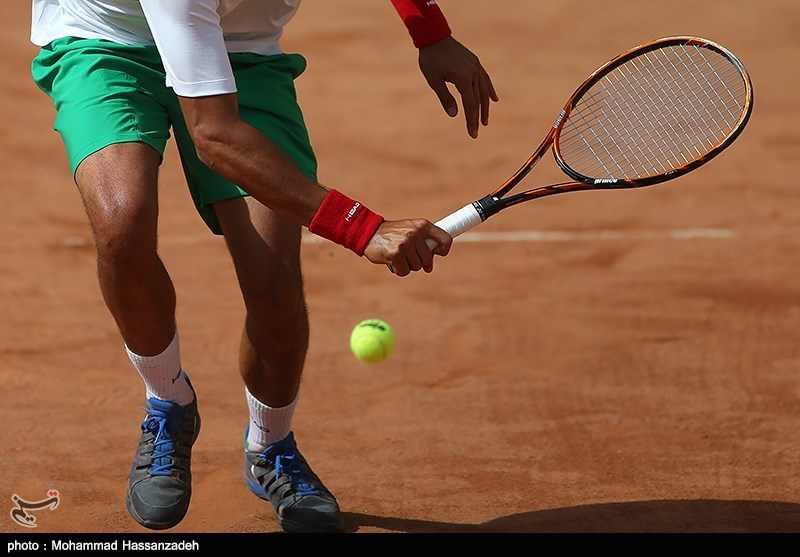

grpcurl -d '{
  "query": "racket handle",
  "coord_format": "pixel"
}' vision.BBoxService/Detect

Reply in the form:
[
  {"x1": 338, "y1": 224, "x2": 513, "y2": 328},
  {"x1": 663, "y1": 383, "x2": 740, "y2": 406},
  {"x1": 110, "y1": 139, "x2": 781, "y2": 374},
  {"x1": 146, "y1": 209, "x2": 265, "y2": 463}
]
[{"x1": 426, "y1": 202, "x2": 484, "y2": 250}]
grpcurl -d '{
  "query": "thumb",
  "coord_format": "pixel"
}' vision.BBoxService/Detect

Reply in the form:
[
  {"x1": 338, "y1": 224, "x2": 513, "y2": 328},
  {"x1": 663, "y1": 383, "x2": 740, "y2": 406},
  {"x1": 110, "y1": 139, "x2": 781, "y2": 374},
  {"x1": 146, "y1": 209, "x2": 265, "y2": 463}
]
[
  {"x1": 426, "y1": 77, "x2": 458, "y2": 117},
  {"x1": 426, "y1": 224, "x2": 452, "y2": 256}
]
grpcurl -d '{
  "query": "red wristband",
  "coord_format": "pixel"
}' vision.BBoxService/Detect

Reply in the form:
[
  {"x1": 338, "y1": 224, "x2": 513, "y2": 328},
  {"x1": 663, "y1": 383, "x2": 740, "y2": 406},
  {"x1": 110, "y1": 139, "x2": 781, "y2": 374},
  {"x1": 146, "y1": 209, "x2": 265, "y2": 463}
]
[
  {"x1": 390, "y1": 0, "x2": 452, "y2": 48},
  {"x1": 308, "y1": 190, "x2": 385, "y2": 256}
]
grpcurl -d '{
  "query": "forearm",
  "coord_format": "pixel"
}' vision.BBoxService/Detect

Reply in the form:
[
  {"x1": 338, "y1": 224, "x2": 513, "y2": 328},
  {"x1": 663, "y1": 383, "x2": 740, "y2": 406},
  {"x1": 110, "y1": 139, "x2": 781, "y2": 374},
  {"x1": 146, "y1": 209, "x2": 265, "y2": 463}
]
[
  {"x1": 193, "y1": 117, "x2": 327, "y2": 226},
  {"x1": 179, "y1": 95, "x2": 326, "y2": 226},
  {"x1": 179, "y1": 94, "x2": 385, "y2": 255}
]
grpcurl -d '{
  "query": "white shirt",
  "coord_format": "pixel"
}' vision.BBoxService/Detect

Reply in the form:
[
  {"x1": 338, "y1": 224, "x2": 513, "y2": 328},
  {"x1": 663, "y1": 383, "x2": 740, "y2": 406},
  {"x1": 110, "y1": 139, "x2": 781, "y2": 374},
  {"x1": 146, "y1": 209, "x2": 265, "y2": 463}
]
[{"x1": 31, "y1": 0, "x2": 302, "y2": 97}]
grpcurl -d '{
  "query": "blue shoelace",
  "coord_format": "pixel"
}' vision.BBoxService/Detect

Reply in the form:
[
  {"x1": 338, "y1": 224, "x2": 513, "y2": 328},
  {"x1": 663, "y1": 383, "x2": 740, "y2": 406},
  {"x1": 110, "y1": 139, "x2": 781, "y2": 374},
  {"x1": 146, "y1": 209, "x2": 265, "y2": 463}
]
[
  {"x1": 273, "y1": 452, "x2": 319, "y2": 496},
  {"x1": 141, "y1": 408, "x2": 181, "y2": 476}
]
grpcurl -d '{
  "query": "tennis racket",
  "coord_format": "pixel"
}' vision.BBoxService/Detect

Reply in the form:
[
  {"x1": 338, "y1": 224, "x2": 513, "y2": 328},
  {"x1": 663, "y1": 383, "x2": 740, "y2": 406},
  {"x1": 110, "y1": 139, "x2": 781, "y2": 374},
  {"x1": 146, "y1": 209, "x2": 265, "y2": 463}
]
[{"x1": 427, "y1": 36, "x2": 753, "y2": 247}]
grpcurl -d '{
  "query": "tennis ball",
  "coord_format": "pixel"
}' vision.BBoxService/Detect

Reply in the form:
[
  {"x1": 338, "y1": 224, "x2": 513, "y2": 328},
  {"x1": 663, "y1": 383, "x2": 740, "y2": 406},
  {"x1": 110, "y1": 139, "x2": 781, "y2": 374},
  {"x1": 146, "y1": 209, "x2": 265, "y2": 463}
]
[{"x1": 350, "y1": 318, "x2": 395, "y2": 364}]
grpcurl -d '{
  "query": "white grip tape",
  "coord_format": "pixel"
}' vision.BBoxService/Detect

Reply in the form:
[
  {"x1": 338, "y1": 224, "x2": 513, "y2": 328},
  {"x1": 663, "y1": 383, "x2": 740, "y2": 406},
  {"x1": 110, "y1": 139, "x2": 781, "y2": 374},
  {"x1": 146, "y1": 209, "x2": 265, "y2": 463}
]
[{"x1": 425, "y1": 203, "x2": 483, "y2": 249}]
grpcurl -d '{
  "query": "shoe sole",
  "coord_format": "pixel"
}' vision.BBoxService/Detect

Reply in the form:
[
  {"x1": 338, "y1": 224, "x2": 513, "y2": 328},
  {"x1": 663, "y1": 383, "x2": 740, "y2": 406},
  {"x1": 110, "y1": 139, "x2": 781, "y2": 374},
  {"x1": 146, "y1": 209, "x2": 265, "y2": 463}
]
[
  {"x1": 244, "y1": 473, "x2": 345, "y2": 533},
  {"x1": 125, "y1": 494, "x2": 189, "y2": 531}
]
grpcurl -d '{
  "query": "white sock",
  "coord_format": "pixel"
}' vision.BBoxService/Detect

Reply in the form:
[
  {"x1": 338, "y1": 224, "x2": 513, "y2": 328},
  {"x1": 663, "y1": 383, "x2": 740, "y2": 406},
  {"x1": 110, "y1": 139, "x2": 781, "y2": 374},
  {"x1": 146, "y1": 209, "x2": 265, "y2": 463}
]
[
  {"x1": 125, "y1": 329, "x2": 195, "y2": 407},
  {"x1": 245, "y1": 388, "x2": 297, "y2": 452}
]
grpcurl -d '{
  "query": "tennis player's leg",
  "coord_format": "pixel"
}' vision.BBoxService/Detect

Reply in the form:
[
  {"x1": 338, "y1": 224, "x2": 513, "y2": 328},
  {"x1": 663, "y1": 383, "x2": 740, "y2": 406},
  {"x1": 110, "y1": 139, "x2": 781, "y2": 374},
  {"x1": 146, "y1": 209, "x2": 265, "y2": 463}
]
[
  {"x1": 32, "y1": 38, "x2": 200, "y2": 530},
  {"x1": 214, "y1": 197, "x2": 308, "y2": 409},
  {"x1": 75, "y1": 144, "x2": 175, "y2": 356},
  {"x1": 77, "y1": 143, "x2": 200, "y2": 531},
  {"x1": 169, "y1": 51, "x2": 344, "y2": 532},
  {"x1": 214, "y1": 197, "x2": 344, "y2": 533}
]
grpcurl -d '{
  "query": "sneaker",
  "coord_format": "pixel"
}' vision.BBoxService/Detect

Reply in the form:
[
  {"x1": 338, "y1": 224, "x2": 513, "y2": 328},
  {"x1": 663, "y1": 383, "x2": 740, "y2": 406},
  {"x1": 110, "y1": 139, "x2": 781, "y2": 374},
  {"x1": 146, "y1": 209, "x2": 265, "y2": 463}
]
[
  {"x1": 125, "y1": 375, "x2": 200, "y2": 530},
  {"x1": 244, "y1": 430, "x2": 344, "y2": 533}
]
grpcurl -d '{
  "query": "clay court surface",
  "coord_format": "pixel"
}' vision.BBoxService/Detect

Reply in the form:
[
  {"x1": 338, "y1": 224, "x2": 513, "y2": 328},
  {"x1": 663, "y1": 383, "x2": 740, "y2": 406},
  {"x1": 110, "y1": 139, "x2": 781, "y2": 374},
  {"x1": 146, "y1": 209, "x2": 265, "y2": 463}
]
[{"x1": 2, "y1": 1, "x2": 800, "y2": 534}]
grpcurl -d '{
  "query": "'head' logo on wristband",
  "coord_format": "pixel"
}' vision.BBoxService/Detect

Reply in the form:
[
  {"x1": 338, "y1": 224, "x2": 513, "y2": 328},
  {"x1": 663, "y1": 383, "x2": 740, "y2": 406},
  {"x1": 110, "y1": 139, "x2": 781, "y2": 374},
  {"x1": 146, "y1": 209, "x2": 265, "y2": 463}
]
[{"x1": 345, "y1": 202, "x2": 360, "y2": 222}]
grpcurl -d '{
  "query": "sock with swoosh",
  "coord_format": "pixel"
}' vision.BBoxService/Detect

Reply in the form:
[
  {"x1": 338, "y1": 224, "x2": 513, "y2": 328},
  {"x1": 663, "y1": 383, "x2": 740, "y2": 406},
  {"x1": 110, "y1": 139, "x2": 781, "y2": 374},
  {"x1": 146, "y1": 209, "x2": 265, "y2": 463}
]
[
  {"x1": 245, "y1": 388, "x2": 298, "y2": 452},
  {"x1": 125, "y1": 329, "x2": 195, "y2": 407}
]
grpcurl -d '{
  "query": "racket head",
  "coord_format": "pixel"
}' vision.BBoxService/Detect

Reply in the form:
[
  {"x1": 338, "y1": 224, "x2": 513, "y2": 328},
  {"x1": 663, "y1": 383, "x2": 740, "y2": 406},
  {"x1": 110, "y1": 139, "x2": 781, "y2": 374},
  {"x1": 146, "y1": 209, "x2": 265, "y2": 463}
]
[{"x1": 552, "y1": 36, "x2": 753, "y2": 188}]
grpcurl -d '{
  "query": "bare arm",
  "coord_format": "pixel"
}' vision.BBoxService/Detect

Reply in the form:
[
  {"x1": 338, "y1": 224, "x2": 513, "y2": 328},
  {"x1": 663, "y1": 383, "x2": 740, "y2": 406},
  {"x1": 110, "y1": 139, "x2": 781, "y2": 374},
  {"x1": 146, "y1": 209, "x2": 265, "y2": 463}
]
[
  {"x1": 179, "y1": 93, "x2": 451, "y2": 275},
  {"x1": 178, "y1": 93, "x2": 327, "y2": 226},
  {"x1": 141, "y1": 0, "x2": 450, "y2": 274},
  {"x1": 388, "y1": 0, "x2": 499, "y2": 138}
]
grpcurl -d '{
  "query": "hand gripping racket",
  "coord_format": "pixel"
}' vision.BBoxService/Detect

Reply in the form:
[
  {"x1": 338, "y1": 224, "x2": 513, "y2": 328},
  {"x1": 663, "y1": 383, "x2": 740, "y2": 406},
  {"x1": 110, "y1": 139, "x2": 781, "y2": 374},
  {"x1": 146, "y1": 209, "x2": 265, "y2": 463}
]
[{"x1": 427, "y1": 36, "x2": 753, "y2": 247}]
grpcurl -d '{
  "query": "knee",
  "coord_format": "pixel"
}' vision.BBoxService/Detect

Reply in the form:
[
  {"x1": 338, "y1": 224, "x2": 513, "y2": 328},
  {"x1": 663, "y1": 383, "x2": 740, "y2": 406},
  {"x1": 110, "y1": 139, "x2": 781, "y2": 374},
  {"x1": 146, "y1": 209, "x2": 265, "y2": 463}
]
[
  {"x1": 89, "y1": 197, "x2": 158, "y2": 269},
  {"x1": 246, "y1": 282, "x2": 307, "y2": 337},
  {"x1": 75, "y1": 144, "x2": 161, "y2": 269}
]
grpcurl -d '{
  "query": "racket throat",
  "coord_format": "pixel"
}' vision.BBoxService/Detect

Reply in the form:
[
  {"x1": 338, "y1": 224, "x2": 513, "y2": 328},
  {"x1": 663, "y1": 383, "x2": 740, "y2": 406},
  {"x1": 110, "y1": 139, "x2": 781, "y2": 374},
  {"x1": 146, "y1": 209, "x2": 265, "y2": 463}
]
[{"x1": 473, "y1": 194, "x2": 501, "y2": 220}]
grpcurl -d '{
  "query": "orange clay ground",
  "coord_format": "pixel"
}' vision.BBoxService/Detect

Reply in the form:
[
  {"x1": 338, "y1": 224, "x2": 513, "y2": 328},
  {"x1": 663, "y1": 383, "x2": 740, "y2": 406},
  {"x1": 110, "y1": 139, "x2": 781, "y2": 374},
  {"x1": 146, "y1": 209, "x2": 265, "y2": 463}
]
[{"x1": 2, "y1": 1, "x2": 800, "y2": 533}]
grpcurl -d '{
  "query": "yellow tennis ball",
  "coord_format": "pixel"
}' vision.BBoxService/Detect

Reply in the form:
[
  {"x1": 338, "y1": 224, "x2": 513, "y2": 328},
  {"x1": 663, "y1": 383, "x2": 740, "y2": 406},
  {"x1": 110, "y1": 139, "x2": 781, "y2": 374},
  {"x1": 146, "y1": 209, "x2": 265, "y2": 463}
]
[{"x1": 350, "y1": 319, "x2": 395, "y2": 364}]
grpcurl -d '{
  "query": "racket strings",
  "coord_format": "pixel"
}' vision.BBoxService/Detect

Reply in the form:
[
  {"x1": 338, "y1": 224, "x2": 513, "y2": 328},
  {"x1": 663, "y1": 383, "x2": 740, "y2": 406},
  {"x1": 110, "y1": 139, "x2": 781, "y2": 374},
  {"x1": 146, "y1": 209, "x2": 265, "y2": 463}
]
[
  {"x1": 568, "y1": 61, "x2": 725, "y2": 175},
  {"x1": 563, "y1": 49, "x2": 744, "y2": 176},
  {"x1": 562, "y1": 46, "x2": 745, "y2": 173},
  {"x1": 557, "y1": 43, "x2": 748, "y2": 181},
  {"x1": 563, "y1": 46, "x2": 746, "y2": 177}
]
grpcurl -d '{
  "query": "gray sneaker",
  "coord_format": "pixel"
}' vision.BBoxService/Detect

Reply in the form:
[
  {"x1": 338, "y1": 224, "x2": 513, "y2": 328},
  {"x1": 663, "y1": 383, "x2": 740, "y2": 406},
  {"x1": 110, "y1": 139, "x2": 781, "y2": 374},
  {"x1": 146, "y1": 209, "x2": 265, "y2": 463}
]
[
  {"x1": 125, "y1": 377, "x2": 200, "y2": 530},
  {"x1": 244, "y1": 430, "x2": 344, "y2": 533}
]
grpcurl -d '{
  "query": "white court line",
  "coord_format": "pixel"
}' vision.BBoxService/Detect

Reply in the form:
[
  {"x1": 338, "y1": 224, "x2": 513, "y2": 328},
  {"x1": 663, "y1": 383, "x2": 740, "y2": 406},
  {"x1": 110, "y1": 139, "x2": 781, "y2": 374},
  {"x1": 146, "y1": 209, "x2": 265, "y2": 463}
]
[
  {"x1": 299, "y1": 227, "x2": 736, "y2": 245},
  {"x1": 52, "y1": 228, "x2": 736, "y2": 248}
]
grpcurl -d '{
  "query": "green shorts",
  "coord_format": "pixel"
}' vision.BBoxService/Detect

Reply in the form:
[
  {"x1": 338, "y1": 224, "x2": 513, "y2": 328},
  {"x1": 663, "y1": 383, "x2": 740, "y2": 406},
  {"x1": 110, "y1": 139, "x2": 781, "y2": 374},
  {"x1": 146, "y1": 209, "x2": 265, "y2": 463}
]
[{"x1": 31, "y1": 37, "x2": 317, "y2": 234}]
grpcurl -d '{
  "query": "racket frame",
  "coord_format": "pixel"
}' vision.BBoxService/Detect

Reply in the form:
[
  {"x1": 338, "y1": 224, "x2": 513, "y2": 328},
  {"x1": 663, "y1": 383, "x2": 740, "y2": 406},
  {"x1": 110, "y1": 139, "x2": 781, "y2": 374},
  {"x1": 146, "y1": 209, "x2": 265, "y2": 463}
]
[{"x1": 473, "y1": 36, "x2": 754, "y2": 220}]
